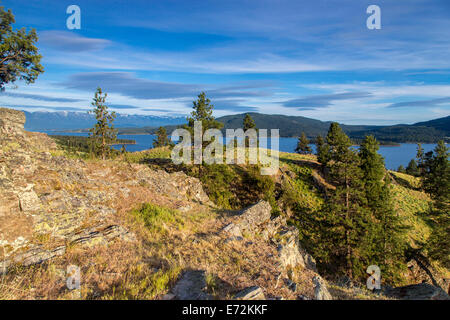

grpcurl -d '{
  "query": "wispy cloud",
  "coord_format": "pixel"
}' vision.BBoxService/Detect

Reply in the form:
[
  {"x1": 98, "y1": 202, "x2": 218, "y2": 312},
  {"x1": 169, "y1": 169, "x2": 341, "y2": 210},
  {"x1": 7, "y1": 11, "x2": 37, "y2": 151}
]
[
  {"x1": 206, "y1": 99, "x2": 259, "y2": 112},
  {"x1": 387, "y1": 97, "x2": 450, "y2": 108},
  {"x1": 39, "y1": 31, "x2": 111, "y2": 52},
  {"x1": 282, "y1": 92, "x2": 372, "y2": 110},
  {"x1": 6, "y1": 104, "x2": 88, "y2": 112},
  {"x1": 108, "y1": 104, "x2": 141, "y2": 110},
  {"x1": 59, "y1": 72, "x2": 274, "y2": 100},
  {"x1": 1, "y1": 91, "x2": 84, "y2": 102}
]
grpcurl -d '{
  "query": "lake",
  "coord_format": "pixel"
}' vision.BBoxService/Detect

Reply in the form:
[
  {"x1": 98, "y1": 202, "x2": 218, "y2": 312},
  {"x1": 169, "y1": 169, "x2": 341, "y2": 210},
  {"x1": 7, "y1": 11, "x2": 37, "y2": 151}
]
[{"x1": 45, "y1": 132, "x2": 437, "y2": 170}]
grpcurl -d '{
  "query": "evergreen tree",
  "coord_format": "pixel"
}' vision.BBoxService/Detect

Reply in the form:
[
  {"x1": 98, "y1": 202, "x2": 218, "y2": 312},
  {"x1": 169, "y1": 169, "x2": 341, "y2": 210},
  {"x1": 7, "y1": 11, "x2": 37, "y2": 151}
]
[
  {"x1": 315, "y1": 135, "x2": 329, "y2": 165},
  {"x1": 424, "y1": 141, "x2": 449, "y2": 267},
  {"x1": 397, "y1": 165, "x2": 406, "y2": 174},
  {"x1": 416, "y1": 143, "x2": 425, "y2": 176},
  {"x1": 183, "y1": 92, "x2": 223, "y2": 168},
  {"x1": 359, "y1": 135, "x2": 407, "y2": 283},
  {"x1": 184, "y1": 92, "x2": 223, "y2": 147},
  {"x1": 243, "y1": 113, "x2": 257, "y2": 148},
  {"x1": 321, "y1": 123, "x2": 368, "y2": 279},
  {"x1": 88, "y1": 88, "x2": 117, "y2": 160},
  {"x1": 153, "y1": 126, "x2": 171, "y2": 148},
  {"x1": 0, "y1": 7, "x2": 44, "y2": 89},
  {"x1": 243, "y1": 113, "x2": 256, "y2": 131},
  {"x1": 406, "y1": 159, "x2": 419, "y2": 176},
  {"x1": 295, "y1": 132, "x2": 312, "y2": 154}
]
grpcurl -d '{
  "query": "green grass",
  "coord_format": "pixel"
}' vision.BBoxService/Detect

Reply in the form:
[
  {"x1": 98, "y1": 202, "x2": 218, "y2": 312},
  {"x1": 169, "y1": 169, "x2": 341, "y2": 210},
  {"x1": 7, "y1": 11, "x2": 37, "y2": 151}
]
[
  {"x1": 390, "y1": 171, "x2": 422, "y2": 189},
  {"x1": 124, "y1": 146, "x2": 172, "y2": 163},
  {"x1": 391, "y1": 184, "x2": 432, "y2": 246},
  {"x1": 130, "y1": 203, "x2": 185, "y2": 234},
  {"x1": 105, "y1": 264, "x2": 182, "y2": 299}
]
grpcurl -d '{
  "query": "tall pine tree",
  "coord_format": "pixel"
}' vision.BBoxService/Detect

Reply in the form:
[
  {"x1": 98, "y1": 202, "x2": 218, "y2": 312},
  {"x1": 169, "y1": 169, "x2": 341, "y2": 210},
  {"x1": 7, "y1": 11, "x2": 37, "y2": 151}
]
[
  {"x1": 320, "y1": 123, "x2": 368, "y2": 279},
  {"x1": 424, "y1": 141, "x2": 449, "y2": 268},
  {"x1": 359, "y1": 135, "x2": 407, "y2": 283},
  {"x1": 88, "y1": 87, "x2": 117, "y2": 160}
]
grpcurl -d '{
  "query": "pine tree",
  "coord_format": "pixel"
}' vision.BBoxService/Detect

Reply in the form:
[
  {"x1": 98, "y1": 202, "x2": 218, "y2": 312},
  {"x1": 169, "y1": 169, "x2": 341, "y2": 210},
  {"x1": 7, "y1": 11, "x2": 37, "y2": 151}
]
[
  {"x1": 397, "y1": 165, "x2": 406, "y2": 173},
  {"x1": 359, "y1": 135, "x2": 407, "y2": 283},
  {"x1": 0, "y1": 7, "x2": 44, "y2": 89},
  {"x1": 88, "y1": 87, "x2": 117, "y2": 160},
  {"x1": 424, "y1": 141, "x2": 449, "y2": 268},
  {"x1": 295, "y1": 132, "x2": 312, "y2": 154},
  {"x1": 153, "y1": 126, "x2": 171, "y2": 148},
  {"x1": 321, "y1": 123, "x2": 368, "y2": 279},
  {"x1": 184, "y1": 92, "x2": 223, "y2": 146},
  {"x1": 184, "y1": 92, "x2": 223, "y2": 168},
  {"x1": 416, "y1": 143, "x2": 425, "y2": 176},
  {"x1": 406, "y1": 159, "x2": 419, "y2": 176},
  {"x1": 243, "y1": 113, "x2": 256, "y2": 131},
  {"x1": 315, "y1": 135, "x2": 329, "y2": 165},
  {"x1": 243, "y1": 113, "x2": 257, "y2": 148}
]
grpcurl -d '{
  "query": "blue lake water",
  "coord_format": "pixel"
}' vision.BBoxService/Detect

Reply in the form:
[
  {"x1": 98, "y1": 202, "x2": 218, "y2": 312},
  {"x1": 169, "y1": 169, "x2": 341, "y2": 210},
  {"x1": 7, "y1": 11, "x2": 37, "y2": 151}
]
[{"x1": 45, "y1": 132, "x2": 437, "y2": 170}]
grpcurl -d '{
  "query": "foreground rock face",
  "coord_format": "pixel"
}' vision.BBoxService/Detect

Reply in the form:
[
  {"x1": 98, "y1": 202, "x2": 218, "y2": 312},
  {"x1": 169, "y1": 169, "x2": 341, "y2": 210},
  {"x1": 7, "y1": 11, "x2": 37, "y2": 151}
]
[
  {"x1": 386, "y1": 283, "x2": 450, "y2": 300},
  {"x1": 222, "y1": 200, "x2": 317, "y2": 273},
  {"x1": 0, "y1": 108, "x2": 210, "y2": 271}
]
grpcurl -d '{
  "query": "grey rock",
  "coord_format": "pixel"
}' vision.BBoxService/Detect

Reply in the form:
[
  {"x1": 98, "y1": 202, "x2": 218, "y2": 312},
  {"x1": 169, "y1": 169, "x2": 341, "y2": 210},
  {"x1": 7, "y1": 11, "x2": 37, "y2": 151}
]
[
  {"x1": 276, "y1": 227, "x2": 317, "y2": 272},
  {"x1": 386, "y1": 283, "x2": 450, "y2": 300},
  {"x1": 172, "y1": 270, "x2": 211, "y2": 300},
  {"x1": 237, "y1": 200, "x2": 271, "y2": 231},
  {"x1": 234, "y1": 286, "x2": 266, "y2": 300},
  {"x1": 222, "y1": 223, "x2": 242, "y2": 237}
]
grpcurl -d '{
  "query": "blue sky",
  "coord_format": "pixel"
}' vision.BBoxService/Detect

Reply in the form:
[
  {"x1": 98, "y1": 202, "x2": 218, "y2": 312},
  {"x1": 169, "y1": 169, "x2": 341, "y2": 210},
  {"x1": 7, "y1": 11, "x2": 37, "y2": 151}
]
[{"x1": 1, "y1": 0, "x2": 449, "y2": 124}]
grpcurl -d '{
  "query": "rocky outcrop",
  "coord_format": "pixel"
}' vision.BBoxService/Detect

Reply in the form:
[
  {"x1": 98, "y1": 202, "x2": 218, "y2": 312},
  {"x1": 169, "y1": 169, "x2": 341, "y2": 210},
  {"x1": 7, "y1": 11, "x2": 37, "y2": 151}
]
[
  {"x1": 275, "y1": 226, "x2": 317, "y2": 272},
  {"x1": 1, "y1": 224, "x2": 135, "y2": 274},
  {"x1": 0, "y1": 107, "x2": 26, "y2": 137},
  {"x1": 172, "y1": 270, "x2": 211, "y2": 300},
  {"x1": 222, "y1": 200, "x2": 317, "y2": 274},
  {"x1": 386, "y1": 283, "x2": 450, "y2": 300},
  {"x1": 0, "y1": 107, "x2": 210, "y2": 272}
]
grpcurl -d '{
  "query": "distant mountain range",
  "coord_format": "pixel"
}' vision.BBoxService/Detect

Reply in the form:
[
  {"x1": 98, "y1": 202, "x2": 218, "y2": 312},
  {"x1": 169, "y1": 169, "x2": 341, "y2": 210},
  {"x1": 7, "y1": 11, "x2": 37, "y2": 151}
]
[
  {"x1": 119, "y1": 113, "x2": 450, "y2": 143},
  {"x1": 22, "y1": 110, "x2": 186, "y2": 131},
  {"x1": 21, "y1": 110, "x2": 449, "y2": 143}
]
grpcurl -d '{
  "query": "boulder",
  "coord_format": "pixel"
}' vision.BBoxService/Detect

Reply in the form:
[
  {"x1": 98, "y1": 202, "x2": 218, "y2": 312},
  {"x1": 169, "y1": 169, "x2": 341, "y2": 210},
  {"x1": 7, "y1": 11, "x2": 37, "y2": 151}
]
[
  {"x1": 222, "y1": 223, "x2": 243, "y2": 237},
  {"x1": 234, "y1": 286, "x2": 266, "y2": 300},
  {"x1": 238, "y1": 200, "x2": 272, "y2": 231},
  {"x1": 17, "y1": 184, "x2": 40, "y2": 212},
  {"x1": 386, "y1": 283, "x2": 450, "y2": 300},
  {"x1": 276, "y1": 227, "x2": 317, "y2": 272}
]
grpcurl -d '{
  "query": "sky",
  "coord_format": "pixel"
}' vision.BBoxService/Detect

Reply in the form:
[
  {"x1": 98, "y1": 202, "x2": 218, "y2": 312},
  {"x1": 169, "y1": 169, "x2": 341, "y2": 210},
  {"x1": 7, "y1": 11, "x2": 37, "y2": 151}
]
[{"x1": 1, "y1": 0, "x2": 449, "y2": 125}]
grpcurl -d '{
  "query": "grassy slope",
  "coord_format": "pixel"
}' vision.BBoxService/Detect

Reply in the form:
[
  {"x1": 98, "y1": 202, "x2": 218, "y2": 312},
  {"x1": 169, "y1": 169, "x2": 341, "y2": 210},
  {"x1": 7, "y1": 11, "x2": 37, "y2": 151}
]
[{"x1": 129, "y1": 147, "x2": 433, "y2": 249}]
